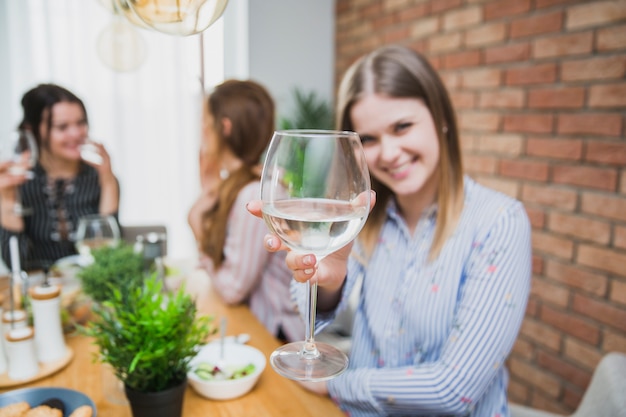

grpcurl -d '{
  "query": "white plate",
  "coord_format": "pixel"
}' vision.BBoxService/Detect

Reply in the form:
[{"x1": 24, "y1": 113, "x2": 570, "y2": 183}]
[
  {"x1": 0, "y1": 384, "x2": 95, "y2": 415},
  {"x1": 53, "y1": 254, "x2": 93, "y2": 270}
]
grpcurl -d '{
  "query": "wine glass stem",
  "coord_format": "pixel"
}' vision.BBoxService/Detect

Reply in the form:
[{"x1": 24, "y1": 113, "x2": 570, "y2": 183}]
[
  {"x1": 302, "y1": 280, "x2": 320, "y2": 360},
  {"x1": 12, "y1": 190, "x2": 22, "y2": 215}
]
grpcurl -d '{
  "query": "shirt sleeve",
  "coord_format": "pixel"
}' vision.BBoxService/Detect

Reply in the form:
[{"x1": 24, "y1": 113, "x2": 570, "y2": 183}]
[
  {"x1": 327, "y1": 201, "x2": 532, "y2": 415},
  {"x1": 200, "y1": 182, "x2": 271, "y2": 305}
]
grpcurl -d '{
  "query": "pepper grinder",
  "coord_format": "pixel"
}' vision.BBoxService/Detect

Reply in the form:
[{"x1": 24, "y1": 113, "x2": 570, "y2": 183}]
[
  {"x1": 29, "y1": 283, "x2": 67, "y2": 363},
  {"x1": 1, "y1": 308, "x2": 28, "y2": 350}
]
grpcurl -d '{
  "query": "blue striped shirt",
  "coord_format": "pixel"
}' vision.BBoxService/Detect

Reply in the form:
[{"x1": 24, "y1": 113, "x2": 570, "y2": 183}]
[{"x1": 293, "y1": 177, "x2": 532, "y2": 416}]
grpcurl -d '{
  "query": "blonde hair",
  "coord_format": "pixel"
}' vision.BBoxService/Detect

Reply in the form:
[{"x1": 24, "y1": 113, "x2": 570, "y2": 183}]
[{"x1": 337, "y1": 45, "x2": 464, "y2": 262}]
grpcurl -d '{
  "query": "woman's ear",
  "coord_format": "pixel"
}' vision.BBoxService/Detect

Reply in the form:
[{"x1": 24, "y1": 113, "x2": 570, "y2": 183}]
[{"x1": 221, "y1": 117, "x2": 232, "y2": 137}]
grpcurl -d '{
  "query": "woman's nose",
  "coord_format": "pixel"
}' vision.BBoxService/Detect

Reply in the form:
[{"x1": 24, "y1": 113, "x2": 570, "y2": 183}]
[
  {"x1": 69, "y1": 125, "x2": 88, "y2": 140},
  {"x1": 379, "y1": 135, "x2": 400, "y2": 162}
]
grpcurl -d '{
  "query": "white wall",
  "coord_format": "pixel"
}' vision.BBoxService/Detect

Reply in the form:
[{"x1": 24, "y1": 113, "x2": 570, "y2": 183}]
[
  {"x1": 0, "y1": 0, "x2": 335, "y2": 269},
  {"x1": 223, "y1": 0, "x2": 336, "y2": 121}
]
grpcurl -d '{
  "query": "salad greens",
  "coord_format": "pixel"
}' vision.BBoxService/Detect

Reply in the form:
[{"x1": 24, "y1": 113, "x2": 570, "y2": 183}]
[{"x1": 194, "y1": 362, "x2": 256, "y2": 381}]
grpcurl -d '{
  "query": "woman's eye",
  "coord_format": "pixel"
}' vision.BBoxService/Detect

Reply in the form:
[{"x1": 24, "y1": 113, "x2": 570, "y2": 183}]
[
  {"x1": 394, "y1": 122, "x2": 412, "y2": 134},
  {"x1": 360, "y1": 135, "x2": 376, "y2": 146}
]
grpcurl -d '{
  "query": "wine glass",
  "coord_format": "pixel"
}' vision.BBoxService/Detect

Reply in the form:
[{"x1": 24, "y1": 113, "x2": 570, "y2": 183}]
[
  {"x1": 0, "y1": 130, "x2": 38, "y2": 216},
  {"x1": 79, "y1": 138, "x2": 104, "y2": 165},
  {"x1": 260, "y1": 130, "x2": 371, "y2": 381},
  {"x1": 75, "y1": 214, "x2": 121, "y2": 260}
]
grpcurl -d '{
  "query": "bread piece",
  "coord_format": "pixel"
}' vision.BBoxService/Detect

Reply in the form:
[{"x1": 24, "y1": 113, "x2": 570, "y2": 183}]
[
  {"x1": 23, "y1": 405, "x2": 62, "y2": 417},
  {"x1": 69, "y1": 405, "x2": 93, "y2": 417},
  {"x1": 0, "y1": 401, "x2": 30, "y2": 417}
]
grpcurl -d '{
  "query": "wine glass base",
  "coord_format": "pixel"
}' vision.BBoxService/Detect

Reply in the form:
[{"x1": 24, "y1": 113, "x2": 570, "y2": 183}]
[{"x1": 270, "y1": 341, "x2": 348, "y2": 382}]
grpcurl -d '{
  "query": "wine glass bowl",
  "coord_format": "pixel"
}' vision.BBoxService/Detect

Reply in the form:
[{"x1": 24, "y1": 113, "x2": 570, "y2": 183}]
[
  {"x1": 75, "y1": 215, "x2": 121, "y2": 259},
  {"x1": 260, "y1": 130, "x2": 371, "y2": 381},
  {"x1": 79, "y1": 139, "x2": 104, "y2": 165}
]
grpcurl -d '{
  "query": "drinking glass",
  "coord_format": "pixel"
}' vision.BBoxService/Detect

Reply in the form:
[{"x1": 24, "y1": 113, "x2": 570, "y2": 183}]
[
  {"x1": 75, "y1": 215, "x2": 121, "y2": 258},
  {"x1": 260, "y1": 130, "x2": 371, "y2": 381},
  {"x1": 0, "y1": 130, "x2": 38, "y2": 216},
  {"x1": 79, "y1": 138, "x2": 104, "y2": 165}
]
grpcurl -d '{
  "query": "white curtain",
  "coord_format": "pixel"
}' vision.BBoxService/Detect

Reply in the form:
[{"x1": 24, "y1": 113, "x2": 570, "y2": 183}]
[{"x1": 0, "y1": 0, "x2": 225, "y2": 260}]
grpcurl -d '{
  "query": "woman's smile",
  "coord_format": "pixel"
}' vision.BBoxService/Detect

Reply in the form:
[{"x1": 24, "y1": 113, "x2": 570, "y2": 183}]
[{"x1": 386, "y1": 157, "x2": 417, "y2": 179}]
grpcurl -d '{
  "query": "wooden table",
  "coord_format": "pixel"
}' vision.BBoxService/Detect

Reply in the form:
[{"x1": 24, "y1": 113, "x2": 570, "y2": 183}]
[{"x1": 0, "y1": 268, "x2": 346, "y2": 417}]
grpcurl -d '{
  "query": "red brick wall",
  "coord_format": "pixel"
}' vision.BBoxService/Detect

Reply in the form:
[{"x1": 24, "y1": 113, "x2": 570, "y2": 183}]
[{"x1": 335, "y1": 0, "x2": 626, "y2": 413}]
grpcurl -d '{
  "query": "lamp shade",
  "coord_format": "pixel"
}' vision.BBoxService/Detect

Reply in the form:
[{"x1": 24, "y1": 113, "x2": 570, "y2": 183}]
[
  {"x1": 96, "y1": 0, "x2": 151, "y2": 29},
  {"x1": 114, "y1": 0, "x2": 153, "y2": 29},
  {"x1": 97, "y1": 16, "x2": 147, "y2": 72},
  {"x1": 126, "y1": 0, "x2": 228, "y2": 36}
]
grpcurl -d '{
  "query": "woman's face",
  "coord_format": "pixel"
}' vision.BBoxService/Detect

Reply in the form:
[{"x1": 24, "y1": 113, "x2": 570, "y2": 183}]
[
  {"x1": 351, "y1": 93, "x2": 440, "y2": 205},
  {"x1": 40, "y1": 102, "x2": 88, "y2": 162},
  {"x1": 201, "y1": 108, "x2": 221, "y2": 155}
]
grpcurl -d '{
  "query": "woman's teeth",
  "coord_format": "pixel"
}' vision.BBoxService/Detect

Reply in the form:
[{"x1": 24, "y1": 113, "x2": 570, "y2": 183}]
[{"x1": 389, "y1": 161, "x2": 411, "y2": 175}]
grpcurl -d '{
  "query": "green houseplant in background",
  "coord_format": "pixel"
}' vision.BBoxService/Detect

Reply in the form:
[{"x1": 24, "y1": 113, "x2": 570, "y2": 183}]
[
  {"x1": 278, "y1": 87, "x2": 335, "y2": 196},
  {"x1": 279, "y1": 87, "x2": 334, "y2": 131},
  {"x1": 54, "y1": 243, "x2": 145, "y2": 332},
  {"x1": 77, "y1": 243, "x2": 145, "y2": 304},
  {"x1": 82, "y1": 274, "x2": 215, "y2": 417}
]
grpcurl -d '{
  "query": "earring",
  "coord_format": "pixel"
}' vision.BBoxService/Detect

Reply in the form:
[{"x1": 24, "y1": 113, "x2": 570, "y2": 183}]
[
  {"x1": 219, "y1": 168, "x2": 230, "y2": 180},
  {"x1": 442, "y1": 126, "x2": 449, "y2": 134}
]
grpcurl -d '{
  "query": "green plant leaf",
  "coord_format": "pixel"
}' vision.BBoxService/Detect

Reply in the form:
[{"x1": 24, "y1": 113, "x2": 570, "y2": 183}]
[
  {"x1": 81, "y1": 273, "x2": 216, "y2": 392},
  {"x1": 279, "y1": 87, "x2": 334, "y2": 130},
  {"x1": 77, "y1": 244, "x2": 145, "y2": 304}
]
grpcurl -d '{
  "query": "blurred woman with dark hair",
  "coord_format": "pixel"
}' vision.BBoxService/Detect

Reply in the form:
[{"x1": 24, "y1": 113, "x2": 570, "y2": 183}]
[{"x1": 0, "y1": 83, "x2": 119, "y2": 267}]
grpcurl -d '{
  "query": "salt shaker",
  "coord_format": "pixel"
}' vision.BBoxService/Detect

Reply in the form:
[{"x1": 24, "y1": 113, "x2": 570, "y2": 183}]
[
  {"x1": 5, "y1": 326, "x2": 39, "y2": 380},
  {"x1": 29, "y1": 284, "x2": 67, "y2": 363},
  {"x1": 1, "y1": 309, "x2": 28, "y2": 350}
]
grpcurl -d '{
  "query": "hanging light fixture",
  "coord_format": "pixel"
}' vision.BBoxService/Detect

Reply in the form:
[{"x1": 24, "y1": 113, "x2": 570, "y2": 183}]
[
  {"x1": 125, "y1": 0, "x2": 229, "y2": 36},
  {"x1": 96, "y1": 14, "x2": 148, "y2": 72},
  {"x1": 97, "y1": 0, "x2": 228, "y2": 36},
  {"x1": 97, "y1": 0, "x2": 149, "y2": 28},
  {"x1": 94, "y1": 0, "x2": 225, "y2": 84},
  {"x1": 95, "y1": 0, "x2": 148, "y2": 72},
  {"x1": 113, "y1": 0, "x2": 153, "y2": 29}
]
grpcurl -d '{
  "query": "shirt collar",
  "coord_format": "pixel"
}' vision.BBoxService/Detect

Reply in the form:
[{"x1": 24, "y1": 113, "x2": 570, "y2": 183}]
[{"x1": 386, "y1": 197, "x2": 438, "y2": 225}]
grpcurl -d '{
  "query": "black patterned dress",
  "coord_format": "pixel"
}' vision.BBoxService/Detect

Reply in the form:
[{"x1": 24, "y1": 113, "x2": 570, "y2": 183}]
[{"x1": 0, "y1": 162, "x2": 117, "y2": 269}]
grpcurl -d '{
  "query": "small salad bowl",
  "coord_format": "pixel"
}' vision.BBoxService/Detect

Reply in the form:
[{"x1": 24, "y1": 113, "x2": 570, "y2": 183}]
[{"x1": 188, "y1": 342, "x2": 266, "y2": 400}]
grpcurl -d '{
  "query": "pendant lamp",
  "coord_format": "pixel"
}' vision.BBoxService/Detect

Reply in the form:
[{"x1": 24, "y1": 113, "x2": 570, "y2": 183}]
[
  {"x1": 96, "y1": 15, "x2": 148, "y2": 72},
  {"x1": 126, "y1": 0, "x2": 229, "y2": 36}
]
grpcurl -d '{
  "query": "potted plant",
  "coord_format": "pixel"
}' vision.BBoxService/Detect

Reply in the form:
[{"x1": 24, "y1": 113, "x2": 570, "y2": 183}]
[
  {"x1": 82, "y1": 273, "x2": 215, "y2": 417},
  {"x1": 279, "y1": 87, "x2": 334, "y2": 130},
  {"x1": 277, "y1": 87, "x2": 336, "y2": 194},
  {"x1": 77, "y1": 243, "x2": 145, "y2": 304}
]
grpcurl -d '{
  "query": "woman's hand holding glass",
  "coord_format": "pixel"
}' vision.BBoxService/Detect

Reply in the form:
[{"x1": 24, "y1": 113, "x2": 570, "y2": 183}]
[
  {"x1": 249, "y1": 191, "x2": 375, "y2": 292},
  {"x1": 0, "y1": 130, "x2": 38, "y2": 216},
  {"x1": 0, "y1": 161, "x2": 28, "y2": 190},
  {"x1": 80, "y1": 139, "x2": 115, "y2": 175}
]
